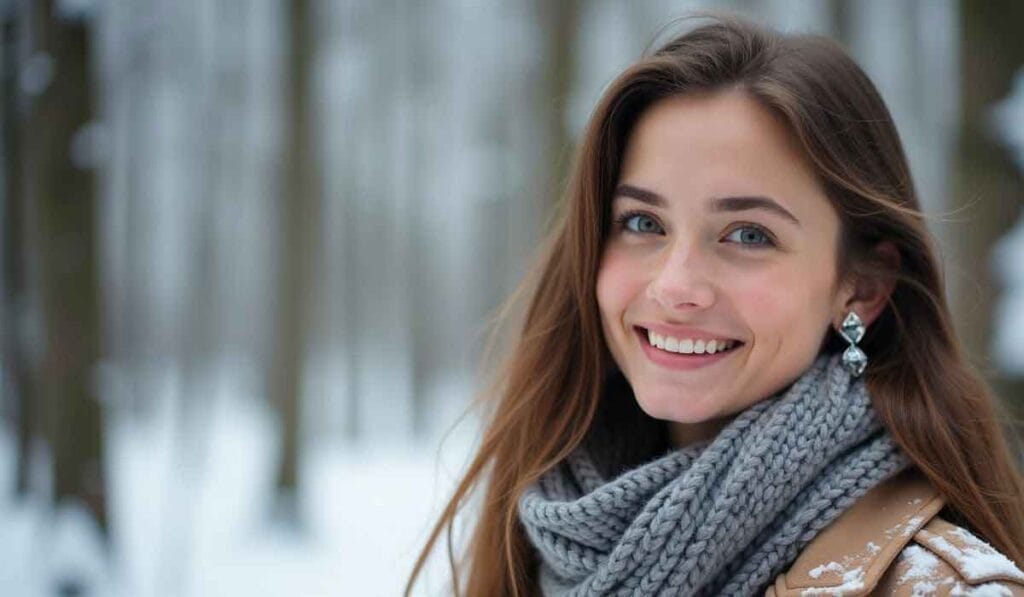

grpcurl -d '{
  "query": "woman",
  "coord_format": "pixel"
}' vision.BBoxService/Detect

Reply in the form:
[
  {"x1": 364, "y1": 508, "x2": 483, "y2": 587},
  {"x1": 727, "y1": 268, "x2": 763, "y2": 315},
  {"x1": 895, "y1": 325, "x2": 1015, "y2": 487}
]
[{"x1": 406, "y1": 13, "x2": 1024, "y2": 596}]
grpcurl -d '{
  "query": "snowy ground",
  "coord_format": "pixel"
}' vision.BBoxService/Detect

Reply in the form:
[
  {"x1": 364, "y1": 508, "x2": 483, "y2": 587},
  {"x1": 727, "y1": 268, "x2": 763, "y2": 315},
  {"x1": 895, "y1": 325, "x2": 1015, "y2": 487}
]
[{"x1": 0, "y1": 385, "x2": 479, "y2": 596}]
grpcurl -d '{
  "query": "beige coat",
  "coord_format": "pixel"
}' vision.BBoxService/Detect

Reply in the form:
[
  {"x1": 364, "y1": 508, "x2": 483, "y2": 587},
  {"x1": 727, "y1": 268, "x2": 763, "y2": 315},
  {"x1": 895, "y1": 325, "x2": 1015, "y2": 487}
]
[{"x1": 765, "y1": 467, "x2": 1024, "y2": 596}]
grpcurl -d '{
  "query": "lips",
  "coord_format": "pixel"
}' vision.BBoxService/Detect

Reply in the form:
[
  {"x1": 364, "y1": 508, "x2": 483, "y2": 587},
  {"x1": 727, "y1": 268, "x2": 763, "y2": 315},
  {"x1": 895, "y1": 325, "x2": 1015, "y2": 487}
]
[
  {"x1": 633, "y1": 326, "x2": 744, "y2": 371},
  {"x1": 633, "y1": 326, "x2": 745, "y2": 354}
]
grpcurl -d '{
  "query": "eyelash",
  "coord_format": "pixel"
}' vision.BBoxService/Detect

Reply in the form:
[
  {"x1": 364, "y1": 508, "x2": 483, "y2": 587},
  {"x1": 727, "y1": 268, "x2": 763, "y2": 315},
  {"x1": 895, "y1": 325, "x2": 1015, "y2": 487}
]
[{"x1": 611, "y1": 210, "x2": 778, "y2": 249}]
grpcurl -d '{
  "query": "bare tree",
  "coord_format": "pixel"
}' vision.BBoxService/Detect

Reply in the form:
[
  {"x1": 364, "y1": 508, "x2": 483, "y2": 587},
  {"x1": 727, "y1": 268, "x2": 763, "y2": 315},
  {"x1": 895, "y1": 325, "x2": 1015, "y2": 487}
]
[
  {"x1": 956, "y1": 0, "x2": 1024, "y2": 421},
  {"x1": 269, "y1": 0, "x2": 320, "y2": 521},
  {"x1": 2, "y1": 0, "x2": 37, "y2": 499},
  {"x1": 24, "y1": 0, "x2": 106, "y2": 533},
  {"x1": 535, "y1": 0, "x2": 580, "y2": 214}
]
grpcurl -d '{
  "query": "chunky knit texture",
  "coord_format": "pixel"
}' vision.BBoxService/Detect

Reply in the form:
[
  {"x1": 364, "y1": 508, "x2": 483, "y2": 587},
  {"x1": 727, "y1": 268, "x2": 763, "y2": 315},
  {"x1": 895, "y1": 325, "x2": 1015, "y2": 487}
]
[{"x1": 517, "y1": 351, "x2": 911, "y2": 596}]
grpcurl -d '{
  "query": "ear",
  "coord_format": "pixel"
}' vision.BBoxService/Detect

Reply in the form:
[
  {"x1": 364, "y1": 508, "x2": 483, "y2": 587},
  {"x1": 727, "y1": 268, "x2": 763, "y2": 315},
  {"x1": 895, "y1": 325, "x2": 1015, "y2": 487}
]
[{"x1": 833, "y1": 241, "x2": 900, "y2": 329}]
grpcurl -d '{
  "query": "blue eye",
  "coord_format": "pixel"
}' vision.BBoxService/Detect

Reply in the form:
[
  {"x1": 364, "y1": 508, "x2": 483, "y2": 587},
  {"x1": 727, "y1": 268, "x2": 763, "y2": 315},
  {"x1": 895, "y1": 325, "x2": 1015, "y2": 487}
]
[
  {"x1": 612, "y1": 211, "x2": 777, "y2": 250},
  {"x1": 615, "y1": 211, "x2": 662, "y2": 234},
  {"x1": 724, "y1": 225, "x2": 775, "y2": 248}
]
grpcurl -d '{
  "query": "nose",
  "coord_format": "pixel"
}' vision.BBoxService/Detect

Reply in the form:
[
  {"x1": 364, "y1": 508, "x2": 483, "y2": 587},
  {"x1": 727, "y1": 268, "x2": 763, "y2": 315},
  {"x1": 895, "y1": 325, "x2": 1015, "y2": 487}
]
[{"x1": 645, "y1": 238, "x2": 716, "y2": 310}]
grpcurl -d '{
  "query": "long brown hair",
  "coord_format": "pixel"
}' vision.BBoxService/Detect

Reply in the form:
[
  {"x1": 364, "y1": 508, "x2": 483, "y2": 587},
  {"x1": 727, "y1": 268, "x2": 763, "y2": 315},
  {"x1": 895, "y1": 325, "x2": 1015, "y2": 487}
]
[{"x1": 405, "y1": 12, "x2": 1024, "y2": 596}]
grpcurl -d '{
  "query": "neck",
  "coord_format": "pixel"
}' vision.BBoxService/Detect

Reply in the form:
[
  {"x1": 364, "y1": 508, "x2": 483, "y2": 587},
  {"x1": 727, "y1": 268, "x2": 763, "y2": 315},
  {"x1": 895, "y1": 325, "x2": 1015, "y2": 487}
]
[{"x1": 668, "y1": 415, "x2": 735, "y2": 448}]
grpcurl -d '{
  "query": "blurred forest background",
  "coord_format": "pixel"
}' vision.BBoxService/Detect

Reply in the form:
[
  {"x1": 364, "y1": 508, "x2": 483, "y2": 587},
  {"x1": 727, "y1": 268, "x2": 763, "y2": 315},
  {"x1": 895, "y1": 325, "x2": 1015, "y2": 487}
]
[{"x1": 2, "y1": 0, "x2": 1024, "y2": 595}]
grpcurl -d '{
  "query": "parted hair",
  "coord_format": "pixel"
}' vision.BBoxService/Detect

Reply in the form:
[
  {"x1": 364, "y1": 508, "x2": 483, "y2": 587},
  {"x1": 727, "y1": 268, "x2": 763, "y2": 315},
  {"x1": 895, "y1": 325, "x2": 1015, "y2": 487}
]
[{"x1": 405, "y1": 11, "x2": 1024, "y2": 596}]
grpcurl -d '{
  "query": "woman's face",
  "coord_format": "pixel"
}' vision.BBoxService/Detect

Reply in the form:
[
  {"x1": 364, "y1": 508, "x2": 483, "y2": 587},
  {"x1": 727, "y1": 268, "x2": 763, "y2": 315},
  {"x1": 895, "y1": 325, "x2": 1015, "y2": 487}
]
[{"x1": 596, "y1": 91, "x2": 851, "y2": 446}]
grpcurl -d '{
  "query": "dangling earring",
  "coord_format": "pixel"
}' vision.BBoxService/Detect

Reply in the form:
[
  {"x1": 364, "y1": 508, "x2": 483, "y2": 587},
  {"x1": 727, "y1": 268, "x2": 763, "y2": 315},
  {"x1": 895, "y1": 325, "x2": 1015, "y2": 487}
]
[{"x1": 839, "y1": 311, "x2": 867, "y2": 377}]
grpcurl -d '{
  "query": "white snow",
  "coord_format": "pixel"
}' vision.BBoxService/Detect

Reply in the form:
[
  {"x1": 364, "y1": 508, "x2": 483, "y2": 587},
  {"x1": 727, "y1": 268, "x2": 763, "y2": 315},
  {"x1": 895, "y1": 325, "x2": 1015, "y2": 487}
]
[
  {"x1": 898, "y1": 544, "x2": 942, "y2": 582},
  {"x1": 803, "y1": 555, "x2": 867, "y2": 595},
  {"x1": 0, "y1": 385, "x2": 480, "y2": 596},
  {"x1": 950, "y1": 581, "x2": 1015, "y2": 596},
  {"x1": 989, "y1": 67, "x2": 1024, "y2": 173},
  {"x1": 885, "y1": 515, "x2": 927, "y2": 539},
  {"x1": 990, "y1": 210, "x2": 1024, "y2": 375},
  {"x1": 808, "y1": 561, "x2": 846, "y2": 579},
  {"x1": 927, "y1": 528, "x2": 1024, "y2": 582},
  {"x1": 803, "y1": 539, "x2": 890, "y2": 595},
  {"x1": 896, "y1": 543, "x2": 949, "y2": 597},
  {"x1": 799, "y1": 563, "x2": 865, "y2": 596}
]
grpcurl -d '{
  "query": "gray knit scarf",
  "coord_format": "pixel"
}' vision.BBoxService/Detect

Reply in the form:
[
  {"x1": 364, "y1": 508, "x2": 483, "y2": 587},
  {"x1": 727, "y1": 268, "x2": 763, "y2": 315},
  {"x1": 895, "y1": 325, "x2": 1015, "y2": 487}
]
[{"x1": 517, "y1": 351, "x2": 911, "y2": 596}]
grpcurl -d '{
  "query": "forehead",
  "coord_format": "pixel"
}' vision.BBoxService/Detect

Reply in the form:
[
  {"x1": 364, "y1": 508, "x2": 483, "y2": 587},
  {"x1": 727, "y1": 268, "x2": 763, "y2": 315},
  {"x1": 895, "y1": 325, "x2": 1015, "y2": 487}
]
[{"x1": 617, "y1": 91, "x2": 830, "y2": 220}]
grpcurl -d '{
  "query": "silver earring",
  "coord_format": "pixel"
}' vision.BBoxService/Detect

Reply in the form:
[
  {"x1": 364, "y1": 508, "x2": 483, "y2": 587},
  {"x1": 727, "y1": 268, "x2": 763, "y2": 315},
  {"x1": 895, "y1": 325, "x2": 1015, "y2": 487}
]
[{"x1": 839, "y1": 311, "x2": 867, "y2": 377}]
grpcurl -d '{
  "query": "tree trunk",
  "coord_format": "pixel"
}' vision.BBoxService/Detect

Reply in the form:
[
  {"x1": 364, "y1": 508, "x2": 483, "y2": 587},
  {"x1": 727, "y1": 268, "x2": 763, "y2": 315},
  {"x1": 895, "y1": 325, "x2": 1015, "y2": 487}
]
[
  {"x1": 536, "y1": 0, "x2": 580, "y2": 214},
  {"x1": 956, "y1": 0, "x2": 1024, "y2": 427},
  {"x1": 270, "y1": 0, "x2": 319, "y2": 521},
  {"x1": 2, "y1": 1, "x2": 37, "y2": 499},
  {"x1": 26, "y1": 0, "x2": 107, "y2": 534}
]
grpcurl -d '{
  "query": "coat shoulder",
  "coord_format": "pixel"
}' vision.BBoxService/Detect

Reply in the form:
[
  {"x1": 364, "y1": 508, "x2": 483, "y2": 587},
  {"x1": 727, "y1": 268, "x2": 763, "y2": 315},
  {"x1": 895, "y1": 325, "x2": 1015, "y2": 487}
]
[
  {"x1": 875, "y1": 516, "x2": 1024, "y2": 595},
  {"x1": 765, "y1": 467, "x2": 1024, "y2": 596}
]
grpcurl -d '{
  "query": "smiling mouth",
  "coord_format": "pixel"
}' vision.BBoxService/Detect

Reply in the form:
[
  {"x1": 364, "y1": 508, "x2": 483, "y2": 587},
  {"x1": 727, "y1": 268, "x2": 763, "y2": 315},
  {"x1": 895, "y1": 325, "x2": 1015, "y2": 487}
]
[{"x1": 633, "y1": 326, "x2": 745, "y2": 355}]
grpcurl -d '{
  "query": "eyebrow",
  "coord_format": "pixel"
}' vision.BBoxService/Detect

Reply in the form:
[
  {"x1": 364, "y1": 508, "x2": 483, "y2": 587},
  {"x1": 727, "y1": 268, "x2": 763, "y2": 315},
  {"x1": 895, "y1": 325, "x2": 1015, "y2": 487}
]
[{"x1": 613, "y1": 183, "x2": 801, "y2": 227}]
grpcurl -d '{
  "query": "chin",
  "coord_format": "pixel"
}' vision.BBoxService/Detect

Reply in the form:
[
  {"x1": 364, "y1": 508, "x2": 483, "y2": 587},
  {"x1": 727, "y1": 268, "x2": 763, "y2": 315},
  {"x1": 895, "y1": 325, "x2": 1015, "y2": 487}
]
[{"x1": 634, "y1": 391, "x2": 721, "y2": 424}]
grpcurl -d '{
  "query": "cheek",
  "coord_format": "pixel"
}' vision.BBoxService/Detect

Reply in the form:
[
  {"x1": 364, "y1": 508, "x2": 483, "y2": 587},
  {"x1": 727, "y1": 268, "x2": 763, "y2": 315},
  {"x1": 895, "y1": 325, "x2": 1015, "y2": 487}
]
[
  {"x1": 596, "y1": 251, "x2": 640, "y2": 317},
  {"x1": 735, "y1": 266, "x2": 832, "y2": 344}
]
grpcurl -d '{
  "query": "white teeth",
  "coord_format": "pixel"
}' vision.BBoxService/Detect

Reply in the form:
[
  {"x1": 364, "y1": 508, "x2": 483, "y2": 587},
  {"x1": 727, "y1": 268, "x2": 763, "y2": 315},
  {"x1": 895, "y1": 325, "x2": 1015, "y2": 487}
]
[{"x1": 643, "y1": 329, "x2": 737, "y2": 355}]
